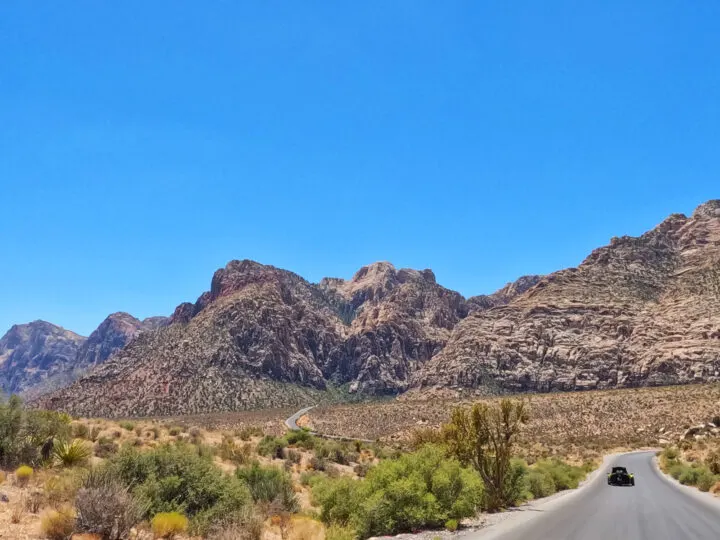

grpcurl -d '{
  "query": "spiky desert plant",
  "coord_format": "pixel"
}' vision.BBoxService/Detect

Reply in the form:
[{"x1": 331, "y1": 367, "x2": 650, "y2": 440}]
[{"x1": 53, "y1": 439, "x2": 92, "y2": 467}]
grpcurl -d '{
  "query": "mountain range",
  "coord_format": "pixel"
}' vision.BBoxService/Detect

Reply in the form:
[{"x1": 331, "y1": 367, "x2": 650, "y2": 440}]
[{"x1": 3, "y1": 200, "x2": 718, "y2": 417}]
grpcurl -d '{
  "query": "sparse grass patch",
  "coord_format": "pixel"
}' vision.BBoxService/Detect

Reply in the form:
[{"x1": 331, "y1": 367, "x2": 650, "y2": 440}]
[
  {"x1": 151, "y1": 511, "x2": 189, "y2": 538},
  {"x1": 119, "y1": 421, "x2": 135, "y2": 432},
  {"x1": 39, "y1": 505, "x2": 75, "y2": 539}
]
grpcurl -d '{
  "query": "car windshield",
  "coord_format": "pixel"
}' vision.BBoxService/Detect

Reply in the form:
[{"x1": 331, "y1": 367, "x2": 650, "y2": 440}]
[{"x1": 612, "y1": 467, "x2": 627, "y2": 473}]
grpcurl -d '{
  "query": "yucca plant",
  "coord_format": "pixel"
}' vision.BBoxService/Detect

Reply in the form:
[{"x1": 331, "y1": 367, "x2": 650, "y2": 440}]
[{"x1": 53, "y1": 439, "x2": 92, "y2": 467}]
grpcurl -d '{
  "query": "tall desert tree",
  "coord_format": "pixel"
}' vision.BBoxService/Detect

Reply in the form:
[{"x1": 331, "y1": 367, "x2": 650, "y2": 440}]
[{"x1": 443, "y1": 399, "x2": 528, "y2": 511}]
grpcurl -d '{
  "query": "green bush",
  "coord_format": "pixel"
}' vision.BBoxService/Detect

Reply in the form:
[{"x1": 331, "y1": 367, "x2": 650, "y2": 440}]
[
  {"x1": 257, "y1": 435, "x2": 287, "y2": 459},
  {"x1": 526, "y1": 469, "x2": 556, "y2": 499},
  {"x1": 285, "y1": 429, "x2": 314, "y2": 446},
  {"x1": 236, "y1": 426, "x2": 264, "y2": 441},
  {"x1": 325, "y1": 524, "x2": 357, "y2": 540},
  {"x1": 119, "y1": 421, "x2": 135, "y2": 432},
  {"x1": 105, "y1": 442, "x2": 252, "y2": 535},
  {"x1": 312, "y1": 445, "x2": 482, "y2": 538},
  {"x1": 533, "y1": 459, "x2": 585, "y2": 491},
  {"x1": 236, "y1": 462, "x2": 298, "y2": 511},
  {"x1": 706, "y1": 450, "x2": 720, "y2": 475},
  {"x1": 0, "y1": 396, "x2": 71, "y2": 468},
  {"x1": 445, "y1": 518, "x2": 459, "y2": 532}
]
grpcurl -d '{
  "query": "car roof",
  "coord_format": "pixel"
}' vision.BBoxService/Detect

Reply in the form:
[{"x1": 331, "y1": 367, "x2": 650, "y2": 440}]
[{"x1": 611, "y1": 466, "x2": 627, "y2": 471}]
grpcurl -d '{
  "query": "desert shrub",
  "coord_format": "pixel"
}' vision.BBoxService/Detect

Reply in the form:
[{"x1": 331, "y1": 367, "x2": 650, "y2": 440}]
[
  {"x1": 119, "y1": 421, "x2": 135, "y2": 432},
  {"x1": 285, "y1": 429, "x2": 314, "y2": 446},
  {"x1": 16, "y1": 464, "x2": 33, "y2": 486},
  {"x1": 312, "y1": 445, "x2": 482, "y2": 538},
  {"x1": 257, "y1": 435, "x2": 287, "y2": 459},
  {"x1": 209, "y1": 508, "x2": 264, "y2": 540},
  {"x1": 75, "y1": 467, "x2": 145, "y2": 540},
  {"x1": 151, "y1": 511, "x2": 188, "y2": 538},
  {"x1": 90, "y1": 426, "x2": 101, "y2": 442},
  {"x1": 504, "y1": 458, "x2": 531, "y2": 505},
  {"x1": 219, "y1": 436, "x2": 251, "y2": 465},
  {"x1": 285, "y1": 448, "x2": 302, "y2": 465},
  {"x1": 308, "y1": 456, "x2": 327, "y2": 472},
  {"x1": 443, "y1": 399, "x2": 528, "y2": 511},
  {"x1": 354, "y1": 462, "x2": 372, "y2": 478},
  {"x1": 236, "y1": 426, "x2": 264, "y2": 441},
  {"x1": 300, "y1": 471, "x2": 319, "y2": 486},
  {"x1": 706, "y1": 450, "x2": 720, "y2": 474},
  {"x1": 94, "y1": 437, "x2": 119, "y2": 458},
  {"x1": 27, "y1": 488, "x2": 44, "y2": 513},
  {"x1": 53, "y1": 439, "x2": 92, "y2": 467},
  {"x1": 168, "y1": 427, "x2": 182, "y2": 437},
  {"x1": 72, "y1": 423, "x2": 90, "y2": 440},
  {"x1": 148, "y1": 426, "x2": 161, "y2": 440},
  {"x1": 533, "y1": 459, "x2": 586, "y2": 491},
  {"x1": 410, "y1": 427, "x2": 444, "y2": 450},
  {"x1": 0, "y1": 470, "x2": 6, "y2": 483},
  {"x1": 0, "y1": 396, "x2": 72, "y2": 468},
  {"x1": 39, "y1": 505, "x2": 75, "y2": 540},
  {"x1": 44, "y1": 471, "x2": 82, "y2": 509},
  {"x1": 325, "y1": 524, "x2": 357, "y2": 540},
  {"x1": 188, "y1": 426, "x2": 203, "y2": 444},
  {"x1": 236, "y1": 462, "x2": 298, "y2": 511},
  {"x1": 526, "y1": 469, "x2": 556, "y2": 499},
  {"x1": 697, "y1": 470, "x2": 717, "y2": 492},
  {"x1": 445, "y1": 518, "x2": 459, "y2": 532},
  {"x1": 106, "y1": 443, "x2": 252, "y2": 535}
]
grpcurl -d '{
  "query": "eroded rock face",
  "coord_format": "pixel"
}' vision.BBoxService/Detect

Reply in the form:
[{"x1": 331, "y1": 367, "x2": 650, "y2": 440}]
[
  {"x1": 0, "y1": 322, "x2": 86, "y2": 394},
  {"x1": 74, "y1": 312, "x2": 169, "y2": 369},
  {"x1": 39, "y1": 261, "x2": 473, "y2": 416},
  {"x1": 410, "y1": 200, "x2": 720, "y2": 397}
]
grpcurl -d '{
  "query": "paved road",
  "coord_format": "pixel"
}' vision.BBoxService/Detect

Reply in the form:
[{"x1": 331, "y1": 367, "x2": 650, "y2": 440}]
[
  {"x1": 284, "y1": 405, "x2": 316, "y2": 430},
  {"x1": 477, "y1": 451, "x2": 720, "y2": 540}
]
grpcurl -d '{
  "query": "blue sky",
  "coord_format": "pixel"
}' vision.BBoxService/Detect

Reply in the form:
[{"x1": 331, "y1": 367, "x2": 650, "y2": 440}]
[{"x1": 1, "y1": 1, "x2": 718, "y2": 336}]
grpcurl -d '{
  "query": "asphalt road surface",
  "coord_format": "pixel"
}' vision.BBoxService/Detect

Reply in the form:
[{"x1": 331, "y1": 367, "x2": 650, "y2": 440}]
[
  {"x1": 476, "y1": 451, "x2": 720, "y2": 540},
  {"x1": 284, "y1": 405, "x2": 316, "y2": 430}
]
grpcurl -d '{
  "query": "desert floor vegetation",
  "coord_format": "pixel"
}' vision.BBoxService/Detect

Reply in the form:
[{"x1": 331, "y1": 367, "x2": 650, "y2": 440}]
[{"x1": 3, "y1": 384, "x2": 717, "y2": 538}]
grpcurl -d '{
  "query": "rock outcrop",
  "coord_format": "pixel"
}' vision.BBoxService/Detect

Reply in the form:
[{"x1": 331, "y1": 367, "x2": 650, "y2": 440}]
[
  {"x1": 0, "y1": 321, "x2": 86, "y2": 394},
  {"x1": 410, "y1": 200, "x2": 720, "y2": 397}
]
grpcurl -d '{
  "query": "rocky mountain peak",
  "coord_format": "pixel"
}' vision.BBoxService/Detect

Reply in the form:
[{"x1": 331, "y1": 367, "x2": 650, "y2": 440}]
[
  {"x1": 693, "y1": 199, "x2": 720, "y2": 219},
  {"x1": 0, "y1": 321, "x2": 86, "y2": 394}
]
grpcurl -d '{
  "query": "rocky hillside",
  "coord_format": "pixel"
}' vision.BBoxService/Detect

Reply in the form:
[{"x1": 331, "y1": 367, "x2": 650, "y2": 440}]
[
  {"x1": 74, "y1": 312, "x2": 169, "y2": 370},
  {"x1": 39, "y1": 260, "x2": 479, "y2": 416},
  {"x1": 0, "y1": 321, "x2": 86, "y2": 394},
  {"x1": 0, "y1": 313, "x2": 168, "y2": 397},
  {"x1": 410, "y1": 200, "x2": 720, "y2": 397}
]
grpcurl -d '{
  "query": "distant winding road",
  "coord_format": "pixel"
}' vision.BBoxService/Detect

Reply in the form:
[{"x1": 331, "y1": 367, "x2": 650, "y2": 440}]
[
  {"x1": 285, "y1": 405, "x2": 316, "y2": 431},
  {"x1": 475, "y1": 451, "x2": 720, "y2": 540}
]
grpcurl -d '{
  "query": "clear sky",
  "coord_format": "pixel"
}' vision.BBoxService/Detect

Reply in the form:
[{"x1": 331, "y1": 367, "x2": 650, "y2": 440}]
[{"x1": 1, "y1": 1, "x2": 718, "y2": 336}]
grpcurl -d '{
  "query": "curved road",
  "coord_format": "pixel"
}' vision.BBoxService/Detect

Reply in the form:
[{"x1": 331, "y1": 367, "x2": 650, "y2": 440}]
[
  {"x1": 477, "y1": 451, "x2": 720, "y2": 540},
  {"x1": 285, "y1": 405, "x2": 316, "y2": 431}
]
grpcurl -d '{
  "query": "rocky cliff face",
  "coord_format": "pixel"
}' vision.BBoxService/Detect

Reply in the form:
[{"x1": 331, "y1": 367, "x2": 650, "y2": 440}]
[
  {"x1": 0, "y1": 322, "x2": 86, "y2": 394},
  {"x1": 74, "y1": 312, "x2": 169, "y2": 370},
  {"x1": 0, "y1": 313, "x2": 168, "y2": 397},
  {"x1": 39, "y1": 260, "x2": 473, "y2": 416},
  {"x1": 32, "y1": 200, "x2": 720, "y2": 416},
  {"x1": 410, "y1": 200, "x2": 720, "y2": 397}
]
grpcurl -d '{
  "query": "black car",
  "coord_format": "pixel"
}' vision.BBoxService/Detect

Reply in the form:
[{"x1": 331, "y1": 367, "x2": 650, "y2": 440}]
[{"x1": 607, "y1": 466, "x2": 635, "y2": 486}]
